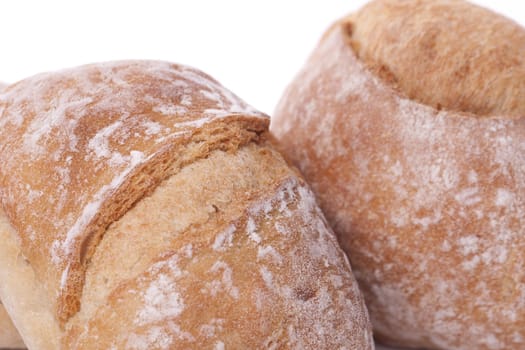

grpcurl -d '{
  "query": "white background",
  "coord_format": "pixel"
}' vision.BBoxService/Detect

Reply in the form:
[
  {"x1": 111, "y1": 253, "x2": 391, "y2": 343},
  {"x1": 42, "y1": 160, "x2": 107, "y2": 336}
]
[{"x1": 0, "y1": 1, "x2": 523, "y2": 115}]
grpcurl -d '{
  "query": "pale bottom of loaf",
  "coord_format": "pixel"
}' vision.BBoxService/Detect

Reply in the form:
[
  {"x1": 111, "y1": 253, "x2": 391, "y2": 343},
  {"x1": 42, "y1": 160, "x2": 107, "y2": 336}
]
[
  {"x1": 0, "y1": 303, "x2": 24, "y2": 349},
  {"x1": 0, "y1": 211, "x2": 60, "y2": 350},
  {"x1": 0, "y1": 84, "x2": 24, "y2": 350}
]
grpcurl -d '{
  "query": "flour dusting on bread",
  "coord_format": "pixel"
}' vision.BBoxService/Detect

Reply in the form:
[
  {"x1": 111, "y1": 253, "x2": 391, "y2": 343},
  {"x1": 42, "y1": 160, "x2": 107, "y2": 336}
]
[{"x1": 272, "y1": 3, "x2": 525, "y2": 347}]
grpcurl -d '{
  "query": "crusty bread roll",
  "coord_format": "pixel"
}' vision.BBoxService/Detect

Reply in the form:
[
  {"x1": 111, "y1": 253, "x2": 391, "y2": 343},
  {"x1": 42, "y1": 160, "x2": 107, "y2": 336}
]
[
  {"x1": 0, "y1": 81, "x2": 25, "y2": 350},
  {"x1": 0, "y1": 61, "x2": 373, "y2": 349},
  {"x1": 272, "y1": 1, "x2": 525, "y2": 349}
]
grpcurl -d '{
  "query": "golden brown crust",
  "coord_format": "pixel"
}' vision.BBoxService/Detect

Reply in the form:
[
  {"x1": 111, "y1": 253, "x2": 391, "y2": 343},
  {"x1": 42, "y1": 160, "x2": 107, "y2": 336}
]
[
  {"x1": 0, "y1": 61, "x2": 268, "y2": 323},
  {"x1": 347, "y1": 0, "x2": 525, "y2": 117},
  {"x1": 271, "y1": 2, "x2": 525, "y2": 349},
  {"x1": 0, "y1": 61, "x2": 373, "y2": 349},
  {"x1": 64, "y1": 145, "x2": 372, "y2": 348}
]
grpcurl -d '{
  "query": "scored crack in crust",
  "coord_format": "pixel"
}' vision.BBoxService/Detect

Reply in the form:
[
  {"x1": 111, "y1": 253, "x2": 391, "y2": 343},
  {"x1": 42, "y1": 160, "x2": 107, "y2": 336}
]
[
  {"x1": 0, "y1": 61, "x2": 268, "y2": 324},
  {"x1": 0, "y1": 60, "x2": 373, "y2": 349},
  {"x1": 64, "y1": 143, "x2": 371, "y2": 349},
  {"x1": 347, "y1": 0, "x2": 525, "y2": 118}
]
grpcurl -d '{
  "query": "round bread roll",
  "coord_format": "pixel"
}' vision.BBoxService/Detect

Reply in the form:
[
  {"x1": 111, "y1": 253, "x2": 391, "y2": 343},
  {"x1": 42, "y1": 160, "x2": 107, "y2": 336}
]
[
  {"x1": 272, "y1": 1, "x2": 525, "y2": 349},
  {"x1": 0, "y1": 61, "x2": 373, "y2": 349}
]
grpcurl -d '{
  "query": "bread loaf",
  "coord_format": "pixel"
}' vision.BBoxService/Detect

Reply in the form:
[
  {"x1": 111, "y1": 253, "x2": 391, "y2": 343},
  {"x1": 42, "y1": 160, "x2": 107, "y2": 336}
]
[
  {"x1": 0, "y1": 61, "x2": 373, "y2": 349},
  {"x1": 272, "y1": 1, "x2": 525, "y2": 349},
  {"x1": 0, "y1": 82, "x2": 25, "y2": 350}
]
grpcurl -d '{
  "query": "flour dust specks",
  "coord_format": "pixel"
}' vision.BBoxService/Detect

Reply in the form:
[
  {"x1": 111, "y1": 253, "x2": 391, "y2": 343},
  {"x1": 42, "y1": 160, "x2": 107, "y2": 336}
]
[
  {"x1": 135, "y1": 254, "x2": 186, "y2": 326},
  {"x1": 0, "y1": 60, "x2": 270, "y2": 314}
]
